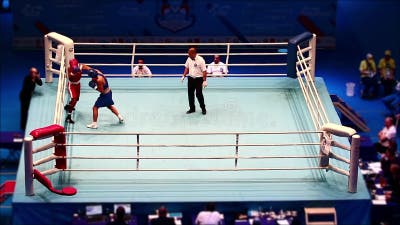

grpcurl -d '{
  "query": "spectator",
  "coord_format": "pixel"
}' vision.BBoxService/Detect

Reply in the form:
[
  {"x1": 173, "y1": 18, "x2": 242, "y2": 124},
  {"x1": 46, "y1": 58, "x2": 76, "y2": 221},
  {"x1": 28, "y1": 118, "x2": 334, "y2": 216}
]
[
  {"x1": 382, "y1": 83, "x2": 400, "y2": 117},
  {"x1": 106, "y1": 206, "x2": 127, "y2": 225},
  {"x1": 359, "y1": 53, "x2": 378, "y2": 99},
  {"x1": 19, "y1": 67, "x2": 43, "y2": 130},
  {"x1": 132, "y1": 59, "x2": 152, "y2": 77},
  {"x1": 378, "y1": 50, "x2": 396, "y2": 96},
  {"x1": 207, "y1": 55, "x2": 228, "y2": 77},
  {"x1": 71, "y1": 213, "x2": 86, "y2": 225},
  {"x1": 150, "y1": 206, "x2": 175, "y2": 225},
  {"x1": 387, "y1": 163, "x2": 400, "y2": 203},
  {"x1": 195, "y1": 203, "x2": 222, "y2": 225},
  {"x1": 375, "y1": 117, "x2": 397, "y2": 154},
  {"x1": 380, "y1": 140, "x2": 400, "y2": 180}
]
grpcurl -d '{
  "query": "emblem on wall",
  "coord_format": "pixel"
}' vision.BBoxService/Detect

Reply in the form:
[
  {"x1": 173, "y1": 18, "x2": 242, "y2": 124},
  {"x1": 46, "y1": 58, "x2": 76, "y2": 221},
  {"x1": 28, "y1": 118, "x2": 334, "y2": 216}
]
[{"x1": 155, "y1": 0, "x2": 195, "y2": 33}]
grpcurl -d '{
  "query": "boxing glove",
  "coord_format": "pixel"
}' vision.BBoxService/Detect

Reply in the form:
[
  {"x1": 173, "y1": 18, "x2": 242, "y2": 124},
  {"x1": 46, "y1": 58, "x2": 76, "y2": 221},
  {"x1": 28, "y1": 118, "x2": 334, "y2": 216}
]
[{"x1": 88, "y1": 80, "x2": 97, "y2": 89}]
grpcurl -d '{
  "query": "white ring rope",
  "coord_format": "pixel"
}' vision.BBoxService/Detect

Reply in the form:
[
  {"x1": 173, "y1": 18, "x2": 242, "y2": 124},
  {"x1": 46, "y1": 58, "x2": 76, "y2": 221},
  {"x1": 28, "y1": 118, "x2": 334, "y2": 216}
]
[
  {"x1": 33, "y1": 154, "x2": 61, "y2": 166},
  {"x1": 296, "y1": 71, "x2": 320, "y2": 130},
  {"x1": 72, "y1": 39, "x2": 289, "y2": 77},
  {"x1": 83, "y1": 63, "x2": 287, "y2": 67},
  {"x1": 75, "y1": 52, "x2": 287, "y2": 56},
  {"x1": 64, "y1": 131, "x2": 322, "y2": 135},
  {"x1": 64, "y1": 167, "x2": 328, "y2": 172},
  {"x1": 74, "y1": 42, "x2": 288, "y2": 46},
  {"x1": 32, "y1": 142, "x2": 56, "y2": 153},
  {"x1": 62, "y1": 143, "x2": 320, "y2": 147},
  {"x1": 52, "y1": 45, "x2": 68, "y2": 125},
  {"x1": 67, "y1": 155, "x2": 323, "y2": 160},
  {"x1": 331, "y1": 140, "x2": 351, "y2": 151},
  {"x1": 296, "y1": 45, "x2": 329, "y2": 129}
]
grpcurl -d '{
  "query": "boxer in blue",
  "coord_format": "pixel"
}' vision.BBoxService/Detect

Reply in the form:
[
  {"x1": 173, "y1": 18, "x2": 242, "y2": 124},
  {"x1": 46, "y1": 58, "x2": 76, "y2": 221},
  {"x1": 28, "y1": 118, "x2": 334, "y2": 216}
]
[{"x1": 86, "y1": 69, "x2": 124, "y2": 129}]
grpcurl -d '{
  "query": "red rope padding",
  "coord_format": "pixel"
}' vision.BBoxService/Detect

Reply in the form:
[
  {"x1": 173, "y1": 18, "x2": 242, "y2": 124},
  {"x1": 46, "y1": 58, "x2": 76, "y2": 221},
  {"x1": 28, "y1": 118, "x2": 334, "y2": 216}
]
[
  {"x1": 54, "y1": 132, "x2": 66, "y2": 169},
  {"x1": 30, "y1": 124, "x2": 65, "y2": 140},
  {"x1": 30, "y1": 124, "x2": 67, "y2": 169},
  {"x1": 33, "y1": 169, "x2": 77, "y2": 196}
]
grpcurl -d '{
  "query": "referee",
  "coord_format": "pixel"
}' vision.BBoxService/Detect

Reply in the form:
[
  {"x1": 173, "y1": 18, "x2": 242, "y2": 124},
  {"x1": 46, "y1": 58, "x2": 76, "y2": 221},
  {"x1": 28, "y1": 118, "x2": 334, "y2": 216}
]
[{"x1": 181, "y1": 47, "x2": 208, "y2": 115}]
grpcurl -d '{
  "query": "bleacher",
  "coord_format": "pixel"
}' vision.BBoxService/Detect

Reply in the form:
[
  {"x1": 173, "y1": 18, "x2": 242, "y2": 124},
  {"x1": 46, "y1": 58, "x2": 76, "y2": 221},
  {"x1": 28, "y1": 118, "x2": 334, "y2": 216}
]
[{"x1": 330, "y1": 94, "x2": 370, "y2": 132}]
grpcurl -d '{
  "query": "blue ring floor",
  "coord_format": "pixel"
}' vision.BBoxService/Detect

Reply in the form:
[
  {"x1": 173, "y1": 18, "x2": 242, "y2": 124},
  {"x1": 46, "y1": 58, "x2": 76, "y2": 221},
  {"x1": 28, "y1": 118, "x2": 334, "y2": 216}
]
[{"x1": 11, "y1": 77, "x2": 371, "y2": 225}]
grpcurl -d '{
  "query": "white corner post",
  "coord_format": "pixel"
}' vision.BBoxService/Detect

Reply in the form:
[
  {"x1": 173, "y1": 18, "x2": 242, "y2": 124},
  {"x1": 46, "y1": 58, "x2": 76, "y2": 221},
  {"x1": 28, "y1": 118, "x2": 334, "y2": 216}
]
[
  {"x1": 348, "y1": 134, "x2": 361, "y2": 193},
  {"x1": 309, "y1": 34, "x2": 317, "y2": 81},
  {"x1": 24, "y1": 136, "x2": 34, "y2": 196},
  {"x1": 44, "y1": 32, "x2": 74, "y2": 83}
]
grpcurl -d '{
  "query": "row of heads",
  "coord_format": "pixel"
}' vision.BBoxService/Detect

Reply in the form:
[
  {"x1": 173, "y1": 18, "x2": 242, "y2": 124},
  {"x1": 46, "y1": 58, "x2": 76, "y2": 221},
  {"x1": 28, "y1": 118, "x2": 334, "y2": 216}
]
[
  {"x1": 366, "y1": 50, "x2": 392, "y2": 59},
  {"x1": 69, "y1": 58, "x2": 98, "y2": 78}
]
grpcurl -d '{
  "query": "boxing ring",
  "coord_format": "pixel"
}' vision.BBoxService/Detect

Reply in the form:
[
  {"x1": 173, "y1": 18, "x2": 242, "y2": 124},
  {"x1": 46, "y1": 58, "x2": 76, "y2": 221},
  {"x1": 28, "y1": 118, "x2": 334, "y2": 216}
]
[{"x1": 11, "y1": 32, "x2": 371, "y2": 225}]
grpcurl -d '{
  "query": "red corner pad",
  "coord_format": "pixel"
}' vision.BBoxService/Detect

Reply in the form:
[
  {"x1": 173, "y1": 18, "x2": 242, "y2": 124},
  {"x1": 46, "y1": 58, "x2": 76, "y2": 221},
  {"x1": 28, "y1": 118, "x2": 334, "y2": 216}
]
[{"x1": 33, "y1": 169, "x2": 77, "y2": 196}]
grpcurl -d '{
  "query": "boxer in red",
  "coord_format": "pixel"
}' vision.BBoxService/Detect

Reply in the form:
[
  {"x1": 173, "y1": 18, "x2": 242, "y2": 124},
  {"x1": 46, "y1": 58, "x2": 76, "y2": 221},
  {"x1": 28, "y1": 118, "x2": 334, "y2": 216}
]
[{"x1": 65, "y1": 58, "x2": 91, "y2": 123}]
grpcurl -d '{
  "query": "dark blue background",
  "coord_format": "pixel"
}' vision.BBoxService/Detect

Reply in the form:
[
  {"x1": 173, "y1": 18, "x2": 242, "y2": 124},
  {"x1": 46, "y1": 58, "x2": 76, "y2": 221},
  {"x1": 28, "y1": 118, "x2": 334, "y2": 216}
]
[
  {"x1": 12, "y1": 0, "x2": 336, "y2": 44},
  {"x1": 1, "y1": 0, "x2": 400, "y2": 132}
]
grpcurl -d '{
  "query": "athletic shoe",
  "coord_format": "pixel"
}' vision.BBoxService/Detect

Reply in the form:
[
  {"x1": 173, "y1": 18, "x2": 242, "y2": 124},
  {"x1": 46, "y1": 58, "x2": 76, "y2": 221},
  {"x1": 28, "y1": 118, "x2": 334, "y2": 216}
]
[
  {"x1": 65, "y1": 115, "x2": 75, "y2": 124},
  {"x1": 86, "y1": 123, "x2": 98, "y2": 129}
]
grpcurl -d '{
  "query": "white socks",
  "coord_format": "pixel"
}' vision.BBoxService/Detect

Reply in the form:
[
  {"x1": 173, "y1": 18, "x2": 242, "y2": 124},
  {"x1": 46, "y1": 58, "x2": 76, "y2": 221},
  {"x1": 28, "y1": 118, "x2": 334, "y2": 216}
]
[{"x1": 86, "y1": 115, "x2": 123, "y2": 129}]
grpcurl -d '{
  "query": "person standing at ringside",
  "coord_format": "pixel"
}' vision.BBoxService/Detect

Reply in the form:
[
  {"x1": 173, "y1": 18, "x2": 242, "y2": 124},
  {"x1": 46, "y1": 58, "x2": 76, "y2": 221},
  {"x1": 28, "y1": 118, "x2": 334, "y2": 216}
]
[
  {"x1": 65, "y1": 58, "x2": 92, "y2": 124},
  {"x1": 19, "y1": 67, "x2": 43, "y2": 130},
  {"x1": 181, "y1": 47, "x2": 208, "y2": 115},
  {"x1": 86, "y1": 69, "x2": 124, "y2": 129}
]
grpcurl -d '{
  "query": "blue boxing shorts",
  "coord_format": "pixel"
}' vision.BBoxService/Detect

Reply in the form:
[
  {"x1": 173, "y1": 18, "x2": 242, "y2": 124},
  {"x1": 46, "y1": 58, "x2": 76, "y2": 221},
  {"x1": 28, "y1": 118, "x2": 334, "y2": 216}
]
[{"x1": 94, "y1": 91, "x2": 114, "y2": 108}]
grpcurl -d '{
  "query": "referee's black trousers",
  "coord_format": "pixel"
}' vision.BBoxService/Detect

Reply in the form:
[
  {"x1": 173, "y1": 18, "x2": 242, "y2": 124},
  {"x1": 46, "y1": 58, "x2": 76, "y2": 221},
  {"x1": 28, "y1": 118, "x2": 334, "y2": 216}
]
[{"x1": 187, "y1": 76, "x2": 205, "y2": 111}]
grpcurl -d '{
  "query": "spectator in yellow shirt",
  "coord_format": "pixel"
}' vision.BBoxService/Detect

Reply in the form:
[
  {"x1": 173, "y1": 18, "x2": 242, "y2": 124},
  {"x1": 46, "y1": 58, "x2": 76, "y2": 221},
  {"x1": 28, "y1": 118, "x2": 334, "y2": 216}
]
[
  {"x1": 379, "y1": 50, "x2": 396, "y2": 96},
  {"x1": 359, "y1": 53, "x2": 378, "y2": 99}
]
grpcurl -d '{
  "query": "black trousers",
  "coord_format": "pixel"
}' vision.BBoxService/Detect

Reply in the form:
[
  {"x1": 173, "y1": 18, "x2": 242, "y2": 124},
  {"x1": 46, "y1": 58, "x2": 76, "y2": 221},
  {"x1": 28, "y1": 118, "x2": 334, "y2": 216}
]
[
  {"x1": 381, "y1": 78, "x2": 396, "y2": 96},
  {"x1": 361, "y1": 76, "x2": 379, "y2": 98},
  {"x1": 20, "y1": 97, "x2": 31, "y2": 130},
  {"x1": 187, "y1": 76, "x2": 205, "y2": 110}
]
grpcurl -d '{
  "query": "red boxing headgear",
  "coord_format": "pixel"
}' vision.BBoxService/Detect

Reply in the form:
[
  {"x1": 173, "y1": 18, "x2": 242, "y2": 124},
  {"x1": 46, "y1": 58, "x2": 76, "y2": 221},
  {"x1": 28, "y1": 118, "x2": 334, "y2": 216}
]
[{"x1": 69, "y1": 59, "x2": 80, "y2": 73}]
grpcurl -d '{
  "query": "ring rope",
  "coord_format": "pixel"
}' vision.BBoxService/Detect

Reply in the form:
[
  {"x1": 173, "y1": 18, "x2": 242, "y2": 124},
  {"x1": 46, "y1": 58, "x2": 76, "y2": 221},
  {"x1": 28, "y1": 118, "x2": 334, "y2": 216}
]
[
  {"x1": 64, "y1": 131, "x2": 322, "y2": 135},
  {"x1": 75, "y1": 52, "x2": 288, "y2": 56},
  {"x1": 87, "y1": 73, "x2": 288, "y2": 77},
  {"x1": 64, "y1": 167, "x2": 328, "y2": 172},
  {"x1": 67, "y1": 155, "x2": 323, "y2": 160},
  {"x1": 32, "y1": 142, "x2": 56, "y2": 153},
  {"x1": 331, "y1": 141, "x2": 351, "y2": 151},
  {"x1": 296, "y1": 45, "x2": 329, "y2": 127},
  {"x1": 62, "y1": 142, "x2": 321, "y2": 147},
  {"x1": 74, "y1": 42, "x2": 288, "y2": 46},
  {"x1": 83, "y1": 63, "x2": 287, "y2": 67}
]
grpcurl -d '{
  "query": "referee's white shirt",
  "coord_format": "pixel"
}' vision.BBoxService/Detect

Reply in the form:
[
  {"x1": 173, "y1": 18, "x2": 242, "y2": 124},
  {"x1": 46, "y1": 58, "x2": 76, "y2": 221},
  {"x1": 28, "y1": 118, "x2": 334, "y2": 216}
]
[{"x1": 185, "y1": 55, "x2": 206, "y2": 78}]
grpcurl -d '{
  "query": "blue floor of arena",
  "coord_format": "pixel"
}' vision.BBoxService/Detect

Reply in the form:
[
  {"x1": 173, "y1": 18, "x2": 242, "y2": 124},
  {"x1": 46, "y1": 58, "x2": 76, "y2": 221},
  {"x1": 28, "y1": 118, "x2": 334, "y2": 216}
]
[{"x1": 11, "y1": 77, "x2": 371, "y2": 224}]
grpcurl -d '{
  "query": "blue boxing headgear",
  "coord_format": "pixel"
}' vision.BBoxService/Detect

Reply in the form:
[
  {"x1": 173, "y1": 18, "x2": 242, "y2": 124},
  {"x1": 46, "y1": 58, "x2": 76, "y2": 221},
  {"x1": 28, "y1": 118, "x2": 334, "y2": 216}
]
[{"x1": 88, "y1": 69, "x2": 98, "y2": 78}]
